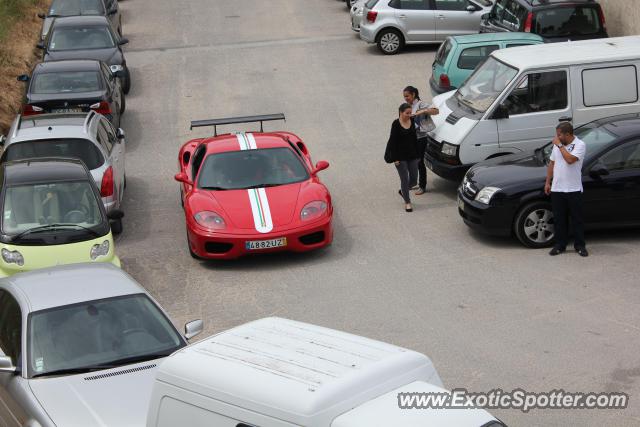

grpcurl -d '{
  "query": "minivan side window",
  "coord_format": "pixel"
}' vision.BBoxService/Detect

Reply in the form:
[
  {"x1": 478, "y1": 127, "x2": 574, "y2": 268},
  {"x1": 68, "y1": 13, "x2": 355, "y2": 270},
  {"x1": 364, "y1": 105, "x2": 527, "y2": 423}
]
[
  {"x1": 599, "y1": 142, "x2": 640, "y2": 172},
  {"x1": 582, "y1": 66, "x2": 638, "y2": 107},
  {"x1": 503, "y1": 70, "x2": 567, "y2": 115},
  {"x1": 457, "y1": 45, "x2": 499, "y2": 70},
  {"x1": 0, "y1": 290, "x2": 22, "y2": 366}
]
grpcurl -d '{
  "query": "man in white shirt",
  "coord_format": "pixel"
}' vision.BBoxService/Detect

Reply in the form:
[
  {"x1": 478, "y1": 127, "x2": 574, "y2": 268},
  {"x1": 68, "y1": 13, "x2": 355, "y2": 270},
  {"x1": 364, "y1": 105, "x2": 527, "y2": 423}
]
[{"x1": 544, "y1": 122, "x2": 588, "y2": 257}]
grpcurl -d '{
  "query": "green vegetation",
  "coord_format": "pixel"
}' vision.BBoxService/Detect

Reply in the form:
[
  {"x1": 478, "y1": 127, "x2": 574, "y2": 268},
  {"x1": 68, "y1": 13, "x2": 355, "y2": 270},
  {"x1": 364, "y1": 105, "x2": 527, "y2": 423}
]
[{"x1": 0, "y1": 0, "x2": 40, "y2": 42}]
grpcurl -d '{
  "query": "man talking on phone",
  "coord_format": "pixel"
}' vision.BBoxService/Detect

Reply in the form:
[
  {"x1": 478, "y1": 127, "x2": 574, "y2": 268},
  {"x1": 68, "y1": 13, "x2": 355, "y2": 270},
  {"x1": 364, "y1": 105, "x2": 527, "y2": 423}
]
[{"x1": 544, "y1": 122, "x2": 588, "y2": 257}]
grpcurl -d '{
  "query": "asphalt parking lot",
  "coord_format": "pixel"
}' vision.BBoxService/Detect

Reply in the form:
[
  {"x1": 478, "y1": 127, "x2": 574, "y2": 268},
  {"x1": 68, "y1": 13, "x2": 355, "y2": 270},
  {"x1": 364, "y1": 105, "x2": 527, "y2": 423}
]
[{"x1": 116, "y1": 0, "x2": 640, "y2": 425}]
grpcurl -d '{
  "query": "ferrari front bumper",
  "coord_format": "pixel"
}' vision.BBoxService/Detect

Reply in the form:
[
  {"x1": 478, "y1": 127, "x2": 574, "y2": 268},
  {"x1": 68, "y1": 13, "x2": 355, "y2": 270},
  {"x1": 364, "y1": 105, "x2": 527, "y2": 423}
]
[{"x1": 186, "y1": 216, "x2": 333, "y2": 260}]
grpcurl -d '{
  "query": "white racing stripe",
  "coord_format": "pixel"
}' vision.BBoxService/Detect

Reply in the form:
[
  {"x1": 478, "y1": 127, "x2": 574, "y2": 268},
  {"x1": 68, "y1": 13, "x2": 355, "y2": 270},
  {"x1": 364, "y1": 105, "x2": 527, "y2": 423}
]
[{"x1": 236, "y1": 133, "x2": 273, "y2": 233}]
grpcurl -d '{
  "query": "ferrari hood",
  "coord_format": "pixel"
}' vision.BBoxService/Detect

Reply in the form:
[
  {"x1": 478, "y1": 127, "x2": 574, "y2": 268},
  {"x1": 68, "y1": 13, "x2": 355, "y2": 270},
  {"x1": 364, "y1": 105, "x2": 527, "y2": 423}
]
[
  {"x1": 210, "y1": 183, "x2": 302, "y2": 231},
  {"x1": 28, "y1": 361, "x2": 159, "y2": 427}
]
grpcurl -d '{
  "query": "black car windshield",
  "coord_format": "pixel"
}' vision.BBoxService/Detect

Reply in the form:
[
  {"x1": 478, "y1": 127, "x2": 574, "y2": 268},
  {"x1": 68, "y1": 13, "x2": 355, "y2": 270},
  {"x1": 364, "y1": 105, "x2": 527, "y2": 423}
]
[
  {"x1": 49, "y1": 27, "x2": 114, "y2": 50},
  {"x1": 2, "y1": 181, "x2": 103, "y2": 237},
  {"x1": 198, "y1": 147, "x2": 309, "y2": 190},
  {"x1": 3, "y1": 139, "x2": 104, "y2": 170},
  {"x1": 535, "y1": 7, "x2": 601, "y2": 37},
  {"x1": 32, "y1": 71, "x2": 102, "y2": 94},
  {"x1": 27, "y1": 294, "x2": 184, "y2": 378},
  {"x1": 48, "y1": 0, "x2": 105, "y2": 16},
  {"x1": 542, "y1": 123, "x2": 618, "y2": 162},
  {"x1": 456, "y1": 57, "x2": 518, "y2": 113}
]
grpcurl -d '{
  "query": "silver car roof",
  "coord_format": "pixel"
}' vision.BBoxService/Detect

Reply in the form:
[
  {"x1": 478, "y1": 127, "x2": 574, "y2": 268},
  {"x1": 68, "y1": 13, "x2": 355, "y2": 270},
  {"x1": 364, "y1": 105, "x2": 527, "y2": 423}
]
[
  {"x1": 8, "y1": 113, "x2": 98, "y2": 144},
  {"x1": 0, "y1": 263, "x2": 144, "y2": 313}
]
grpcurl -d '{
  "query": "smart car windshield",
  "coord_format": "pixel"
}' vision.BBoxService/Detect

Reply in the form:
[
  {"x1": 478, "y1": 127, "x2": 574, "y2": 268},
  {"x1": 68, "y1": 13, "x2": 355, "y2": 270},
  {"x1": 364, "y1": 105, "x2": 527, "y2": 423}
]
[
  {"x1": 32, "y1": 71, "x2": 102, "y2": 94},
  {"x1": 48, "y1": 0, "x2": 105, "y2": 17},
  {"x1": 28, "y1": 294, "x2": 184, "y2": 378},
  {"x1": 542, "y1": 123, "x2": 619, "y2": 162},
  {"x1": 198, "y1": 148, "x2": 309, "y2": 190},
  {"x1": 2, "y1": 181, "x2": 104, "y2": 239},
  {"x1": 49, "y1": 27, "x2": 115, "y2": 50},
  {"x1": 456, "y1": 57, "x2": 518, "y2": 113}
]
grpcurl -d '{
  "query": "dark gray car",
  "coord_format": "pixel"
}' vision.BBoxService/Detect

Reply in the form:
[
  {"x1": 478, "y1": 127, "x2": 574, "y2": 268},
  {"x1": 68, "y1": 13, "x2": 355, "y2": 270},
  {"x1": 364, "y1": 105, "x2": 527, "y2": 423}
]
[
  {"x1": 38, "y1": 0, "x2": 123, "y2": 41},
  {"x1": 39, "y1": 15, "x2": 131, "y2": 94}
]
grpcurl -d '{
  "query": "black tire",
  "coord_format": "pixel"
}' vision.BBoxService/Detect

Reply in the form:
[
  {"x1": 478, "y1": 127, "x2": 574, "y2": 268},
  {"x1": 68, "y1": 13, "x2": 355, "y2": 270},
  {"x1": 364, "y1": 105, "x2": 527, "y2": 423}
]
[
  {"x1": 111, "y1": 218, "x2": 123, "y2": 235},
  {"x1": 119, "y1": 90, "x2": 126, "y2": 114},
  {"x1": 122, "y1": 67, "x2": 131, "y2": 94},
  {"x1": 118, "y1": 17, "x2": 123, "y2": 37},
  {"x1": 513, "y1": 200, "x2": 555, "y2": 248},
  {"x1": 123, "y1": 174, "x2": 127, "y2": 189},
  {"x1": 377, "y1": 29, "x2": 404, "y2": 55},
  {"x1": 187, "y1": 233, "x2": 202, "y2": 260}
]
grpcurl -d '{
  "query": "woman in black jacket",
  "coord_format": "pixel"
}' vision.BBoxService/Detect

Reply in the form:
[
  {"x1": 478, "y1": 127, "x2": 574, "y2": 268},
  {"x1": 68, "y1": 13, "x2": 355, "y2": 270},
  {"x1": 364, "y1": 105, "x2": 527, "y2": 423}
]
[{"x1": 385, "y1": 103, "x2": 420, "y2": 212}]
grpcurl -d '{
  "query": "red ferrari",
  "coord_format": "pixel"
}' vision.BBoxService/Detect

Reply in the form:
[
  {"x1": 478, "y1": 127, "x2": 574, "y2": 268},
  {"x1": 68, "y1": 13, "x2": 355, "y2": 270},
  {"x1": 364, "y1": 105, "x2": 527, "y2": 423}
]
[{"x1": 175, "y1": 114, "x2": 333, "y2": 259}]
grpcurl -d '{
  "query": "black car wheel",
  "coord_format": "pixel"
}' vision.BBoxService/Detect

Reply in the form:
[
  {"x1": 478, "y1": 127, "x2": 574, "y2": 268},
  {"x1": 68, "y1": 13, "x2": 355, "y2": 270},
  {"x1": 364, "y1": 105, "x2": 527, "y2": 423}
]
[
  {"x1": 514, "y1": 201, "x2": 555, "y2": 248},
  {"x1": 111, "y1": 217, "x2": 123, "y2": 235},
  {"x1": 119, "y1": 89, "x2": 126, "y2": 114},
  {"x1": 122, "y1": 67, "x2": 131, "y2": 94},
  {"x1": 187, "y1": 233, "x2": 202, "y2": 260},
  {"x1": 377, "y1": 29, "x2": 403, "y2": 55}
]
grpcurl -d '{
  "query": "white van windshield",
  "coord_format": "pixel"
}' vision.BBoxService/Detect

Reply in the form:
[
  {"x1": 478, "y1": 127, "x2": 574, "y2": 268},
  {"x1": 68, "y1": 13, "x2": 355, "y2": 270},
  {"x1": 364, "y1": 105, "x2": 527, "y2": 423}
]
[{"x1": 456, "y1": 57, "x2": 518, "y2": 113}]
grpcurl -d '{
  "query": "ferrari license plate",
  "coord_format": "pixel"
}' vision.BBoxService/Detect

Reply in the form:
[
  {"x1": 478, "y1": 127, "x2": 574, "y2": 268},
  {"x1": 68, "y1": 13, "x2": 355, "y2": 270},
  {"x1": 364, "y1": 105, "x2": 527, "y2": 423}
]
[
  {"x1": 52, "y1": 108, "x2": 82, "y2": 113},
  {"x1": 245, "y1": 237, "x2": 287, "y2": 250}
]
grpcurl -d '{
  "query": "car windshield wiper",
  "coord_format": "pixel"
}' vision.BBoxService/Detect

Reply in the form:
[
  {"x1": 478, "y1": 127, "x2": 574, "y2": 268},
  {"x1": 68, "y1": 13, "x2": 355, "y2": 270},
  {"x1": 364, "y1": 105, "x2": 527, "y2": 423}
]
[
  {"x1": 32, "y1": 365, "x2": 113, "y2": 378},
  {"x1": 12, "y1": 223, "x2": 100, "y2": 241},
  {"x1": 200, "y1": 186, "x2": 229, "y2": 191},
  {"x1": 100, "y1": 350, "x2": 176, "y2": 368},
  {"x1": 242, "y1": 183, "x2": 283, "y2": 189}
]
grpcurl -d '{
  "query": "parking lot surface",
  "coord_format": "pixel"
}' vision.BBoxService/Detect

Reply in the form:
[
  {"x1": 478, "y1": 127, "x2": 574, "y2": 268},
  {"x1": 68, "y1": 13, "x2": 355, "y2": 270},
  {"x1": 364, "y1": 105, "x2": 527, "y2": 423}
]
[{"x1": 116, "y1": 0, "x2": 640, "y2": 425}]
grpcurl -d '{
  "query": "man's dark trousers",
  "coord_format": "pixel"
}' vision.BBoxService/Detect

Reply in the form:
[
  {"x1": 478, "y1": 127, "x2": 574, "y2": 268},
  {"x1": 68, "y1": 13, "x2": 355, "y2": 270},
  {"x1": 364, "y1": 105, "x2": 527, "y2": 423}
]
[{"x1": 551, "y1": 191, "x2": 585, "y2": 250}]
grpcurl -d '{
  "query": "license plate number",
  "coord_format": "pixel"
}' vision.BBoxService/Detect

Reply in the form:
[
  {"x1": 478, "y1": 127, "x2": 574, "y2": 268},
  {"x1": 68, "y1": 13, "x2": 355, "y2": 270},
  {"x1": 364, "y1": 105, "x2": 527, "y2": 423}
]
[
  {"x1": 245, "y1": 237, "x2": 287, "y2": 250},
  {"x1": 458, "y1": 197, "x2": 464, "y2": 212},
  {"x1": 52, "y1": 108, "x2": 82, "y2": 113}
]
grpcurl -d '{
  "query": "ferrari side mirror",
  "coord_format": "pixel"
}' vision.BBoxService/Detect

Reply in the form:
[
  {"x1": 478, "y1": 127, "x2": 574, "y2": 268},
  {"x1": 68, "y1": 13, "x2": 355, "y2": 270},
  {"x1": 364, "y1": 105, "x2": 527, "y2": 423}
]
[
  {"x1": 311, "y1": 160, "x2": 330, "y2": 175},
  {"x1": 174, "y1": 172, "x2": 192, "y2": 185}
]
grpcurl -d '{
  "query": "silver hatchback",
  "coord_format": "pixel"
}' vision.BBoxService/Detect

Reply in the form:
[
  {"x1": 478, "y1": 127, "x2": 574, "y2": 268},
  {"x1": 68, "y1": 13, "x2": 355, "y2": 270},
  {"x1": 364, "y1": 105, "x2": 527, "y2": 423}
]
[
  {"x1": 360, "y1": 0, "x2": 494, "y2": 54},
  {"x1": 1, "y1": 112, "x2": 126, "y2": 232}
]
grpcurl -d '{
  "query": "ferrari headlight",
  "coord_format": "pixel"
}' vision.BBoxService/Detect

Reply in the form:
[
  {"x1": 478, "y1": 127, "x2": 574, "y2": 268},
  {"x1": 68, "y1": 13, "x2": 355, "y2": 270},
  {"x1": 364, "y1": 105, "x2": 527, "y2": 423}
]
[
  {"x1": 300, "y1": 201, "x2": 327, "y2": 221},
  {"x1": 110, "y1": 65, "x2": 124, "y2": 73},
  {"x1": 1, "y1": 248, "x2": 24, "y2": 266},
  {"x1": 475, "y1": 187, "x2": 501, "y2": 205},
  {"x1": 90, "y1": 240, "x2": 110, "y2": 260},
  {"x1": 441, "y1": 142, "x2": 458, "y2": 157},
  {"x1": 194, "y1": 211, "x2": 226, "y2": 230}
]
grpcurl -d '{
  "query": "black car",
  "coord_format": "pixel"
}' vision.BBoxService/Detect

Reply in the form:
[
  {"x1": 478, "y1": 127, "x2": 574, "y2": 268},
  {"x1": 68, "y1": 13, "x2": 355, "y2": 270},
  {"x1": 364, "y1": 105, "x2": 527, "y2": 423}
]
[
  {"x1": 38, "y1": 0, "x2": 122, "y2": 41},
  {"x1": 458, "y1": 114, "x2": 640, "y2": 248},
  {"x1": 17, "y1": 60, "x2": 124, "y2": 128},
  {"x1": 479, "y1": 0, "x2": 608, "y2": 42},
  {"x1": 39, "y1": 16, "x2": 131, "y2": 94}
]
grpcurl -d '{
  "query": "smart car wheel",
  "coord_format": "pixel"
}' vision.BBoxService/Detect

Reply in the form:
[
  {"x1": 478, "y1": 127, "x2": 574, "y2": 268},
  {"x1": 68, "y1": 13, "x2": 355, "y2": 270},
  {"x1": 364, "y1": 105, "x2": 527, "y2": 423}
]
[
  {"x1": 111, "y1": 218, "x2": 123, "y2": 235},
  {"x1": 377, "y1": 29, "x2": 403, "y2": 55},
  {"x1": 514, "y1": 201, "x2": 555, "y2": 248}
]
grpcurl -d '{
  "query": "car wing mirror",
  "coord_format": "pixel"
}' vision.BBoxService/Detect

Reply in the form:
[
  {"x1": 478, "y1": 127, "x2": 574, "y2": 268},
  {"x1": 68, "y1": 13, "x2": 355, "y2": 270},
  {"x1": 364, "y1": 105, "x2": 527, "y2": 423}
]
[
  {"x1": 174, "y1": 172, "x2": 192, "y2": 185},
  {"x1": 0, "y1": 136, "x2": 6, "y2": 147},
  {"x1": 113, "y1": 70, "x2": 125, "y2": 78},
  {"x1": 492, "y1": 104, "x2": 509, "y2": 120},
  {"x1": 107, "y1": 209, "x2": 124, "y2": 220},
  {"x1": 481, "y1": 12, "x2": 490, "y2": 20},
  {"x1": 17, "y1": 74, "x2": 29, "y2": 82},
  {"x1": 0, "y1": 356, "x2": 16, "y2": 374},
  {"x1": 589, "y1": 162, "x2": 610, "y2": 179},
  {"x1": 116, "y1": 128, "x2": 125, "y2": 140},
  {"x1": 37, "y1": 12, "x2": 46, "y2": 19},
  {"x1": 118, "y1": 38, "x2": 129, "y2": 46},
  {"x1": 466, "y1": 5, "x2": 478, "y2": 12},
  {"x1": 184, "y1": 319, "x2": 203, "y2": 340},
  {"x1": 311, "y1": 160, "x2": 330, "y2": 175},
  {"x1": 36, "y1": 42, "x2": 45, "y2": 50},
  {"x1": 108, "y1": 8, "x2": 118, "y2": 15}
]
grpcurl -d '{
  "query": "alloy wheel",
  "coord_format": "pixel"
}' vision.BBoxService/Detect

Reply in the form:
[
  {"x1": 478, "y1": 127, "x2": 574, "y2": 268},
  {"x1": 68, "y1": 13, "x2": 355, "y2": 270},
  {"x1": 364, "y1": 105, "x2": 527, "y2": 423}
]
[
  {"x1": 380, "y1": 32, "x2": 400, "y2": 53},
  {"x1": 522, "y1": 208, "x2": 554, "y2": 244}
]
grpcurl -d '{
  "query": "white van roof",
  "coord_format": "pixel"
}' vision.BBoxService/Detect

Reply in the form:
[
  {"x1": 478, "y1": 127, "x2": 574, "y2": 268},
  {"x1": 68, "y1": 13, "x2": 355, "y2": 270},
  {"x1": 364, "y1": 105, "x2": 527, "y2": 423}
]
[
  {"x1": 155, "y1": 317, "x2": 442, "y2": 426},
  {"x1": 332, "y1": 381, "x2": 500, "y2": 427},
  {"x1": 492, "y1": 36, "x2": 640, "y2": 70}
]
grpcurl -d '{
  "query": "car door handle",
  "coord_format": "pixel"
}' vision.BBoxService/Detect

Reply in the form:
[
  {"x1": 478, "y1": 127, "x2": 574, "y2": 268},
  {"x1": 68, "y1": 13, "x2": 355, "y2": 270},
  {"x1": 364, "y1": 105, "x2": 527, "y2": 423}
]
[
  {"x1": 437, "y1": 14, "x2": 445, "y2": 19},
  {"x1": 398, "y1": 14, "x2": 406, "y2": 19},
  {"x1": 559, "y1": 116, "x2": 573, "y2": 122}
]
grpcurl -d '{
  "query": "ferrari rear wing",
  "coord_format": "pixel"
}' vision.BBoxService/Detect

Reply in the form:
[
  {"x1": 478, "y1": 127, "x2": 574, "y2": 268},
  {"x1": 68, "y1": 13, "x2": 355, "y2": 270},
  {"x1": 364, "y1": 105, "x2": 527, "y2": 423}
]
[{"x1": 190, "y1": 113, "x2": 286, "y2": 136}]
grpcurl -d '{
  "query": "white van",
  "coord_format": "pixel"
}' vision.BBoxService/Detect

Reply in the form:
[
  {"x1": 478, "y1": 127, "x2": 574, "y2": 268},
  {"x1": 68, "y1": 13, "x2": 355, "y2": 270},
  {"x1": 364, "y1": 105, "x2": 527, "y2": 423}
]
[
  {"x1": 425, "y1": 36, "x2": 640, "y2": 181},
  {"x1": 146, "y1": 317, "x2": 504, "y2": 427}
]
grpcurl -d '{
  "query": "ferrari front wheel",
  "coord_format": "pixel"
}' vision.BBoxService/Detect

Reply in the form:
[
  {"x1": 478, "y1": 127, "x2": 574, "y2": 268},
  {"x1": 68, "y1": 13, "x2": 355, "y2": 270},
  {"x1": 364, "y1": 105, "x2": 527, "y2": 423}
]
[{"x1": 187, "y1": 233, "x2": 202, "y2": 260}]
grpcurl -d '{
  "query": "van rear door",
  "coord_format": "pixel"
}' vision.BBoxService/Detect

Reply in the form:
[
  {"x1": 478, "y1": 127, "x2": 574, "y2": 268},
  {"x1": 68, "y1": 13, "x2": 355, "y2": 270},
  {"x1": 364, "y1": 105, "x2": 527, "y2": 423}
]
[{"x1": 496, "y1": 68, "x2": 571, "y2": 153}]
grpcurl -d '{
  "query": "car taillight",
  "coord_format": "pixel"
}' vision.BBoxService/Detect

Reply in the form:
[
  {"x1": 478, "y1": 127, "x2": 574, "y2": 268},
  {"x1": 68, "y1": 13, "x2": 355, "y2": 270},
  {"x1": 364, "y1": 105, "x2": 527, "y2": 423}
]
[
  {"x1": 597, "y1": 7, "x2": 606, "y2": 32},
  {"x1": 439, "y1": 73, "x2": 451, "y2": 88},
  {"x1": 22, "y1": 105, "x2": 43, "y2": 116},
  {"x1": 523, "y1": 12, "x2": 533, "y2": 32},
  {"x1": 366, "y1": 10, "x2": 377, "y2": 23},
  {"x1": 100, "y1": 166, "x2": 114, "y2": 197},
  {"x1": 90, "y1": 101, "x2": 111, "y2": 115}
]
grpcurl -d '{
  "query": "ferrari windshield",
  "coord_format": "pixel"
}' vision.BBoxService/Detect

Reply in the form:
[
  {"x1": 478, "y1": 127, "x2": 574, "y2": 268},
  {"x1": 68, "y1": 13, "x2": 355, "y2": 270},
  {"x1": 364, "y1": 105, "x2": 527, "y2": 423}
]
[
  {"x1": 28, "y1": 294, "x2": 184, "y2": 378},
  {"x1": 2, "y1": 181, "x2": 104, "y2": 239},
  {"x1": 456, "y1": 57, "x2": 518, "y2": 113},
  {"x1": 198, "y1": 147, "x2": 309, "y2": 190}
]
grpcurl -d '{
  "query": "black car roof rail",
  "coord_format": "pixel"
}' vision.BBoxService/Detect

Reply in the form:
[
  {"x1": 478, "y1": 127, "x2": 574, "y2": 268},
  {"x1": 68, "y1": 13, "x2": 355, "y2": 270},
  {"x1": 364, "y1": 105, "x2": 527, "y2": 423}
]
[{"x1": 190, "y1": 113, "x2": 286, "y2": 136}]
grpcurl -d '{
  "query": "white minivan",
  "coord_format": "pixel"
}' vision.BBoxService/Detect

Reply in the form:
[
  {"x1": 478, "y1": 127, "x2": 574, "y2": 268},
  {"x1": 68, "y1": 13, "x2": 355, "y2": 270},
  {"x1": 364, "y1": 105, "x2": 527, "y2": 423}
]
[
  {"x1": 146, "y1": 317, "x2": 505, "y2": 427},
  {"x1": 425, "y1": 36, "x2": 640, "y2": 181}
]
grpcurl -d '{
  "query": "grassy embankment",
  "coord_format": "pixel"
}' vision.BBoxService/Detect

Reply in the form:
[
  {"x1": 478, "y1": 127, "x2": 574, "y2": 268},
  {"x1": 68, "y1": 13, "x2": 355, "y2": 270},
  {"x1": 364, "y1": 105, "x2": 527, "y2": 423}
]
[{"x1": 0, "y1": 0, "x2": 49, "y2": 134}]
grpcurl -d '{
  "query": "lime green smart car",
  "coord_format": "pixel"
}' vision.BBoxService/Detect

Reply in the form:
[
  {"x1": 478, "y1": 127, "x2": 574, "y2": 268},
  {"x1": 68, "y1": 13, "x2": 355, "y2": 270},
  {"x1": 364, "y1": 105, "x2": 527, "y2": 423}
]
[{"x1": 0, "y1": 158, "x2": 122, "y2": 277}]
